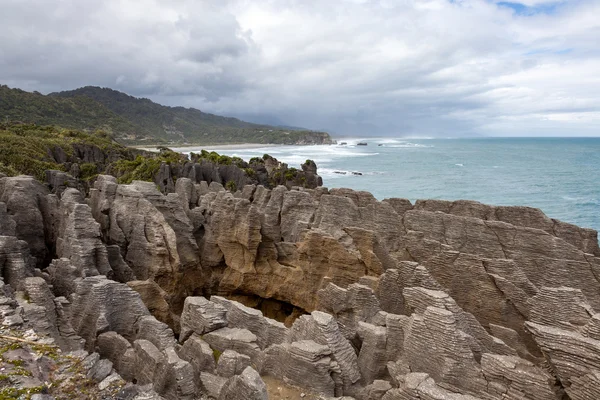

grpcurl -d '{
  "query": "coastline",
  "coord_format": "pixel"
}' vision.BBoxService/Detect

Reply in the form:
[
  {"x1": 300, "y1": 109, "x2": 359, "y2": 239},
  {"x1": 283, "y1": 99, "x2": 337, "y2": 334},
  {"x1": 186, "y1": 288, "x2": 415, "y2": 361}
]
[
  {"x1": 172, "y1": 143, "x2": 283, "y2": 151},
  {"x1": 127, "y1": 143, "x2": 284, "y2": 152},
  {"x1": 132, "y1": 143, "x2": 285, "y2": 152}
]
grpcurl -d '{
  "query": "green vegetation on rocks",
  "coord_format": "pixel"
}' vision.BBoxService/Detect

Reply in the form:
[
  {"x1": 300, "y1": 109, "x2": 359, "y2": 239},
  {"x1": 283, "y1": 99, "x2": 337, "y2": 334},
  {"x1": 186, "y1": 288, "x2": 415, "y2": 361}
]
[
  {"x1": 0, "y1": 123, "x2": 129, "y2": 181},
  {"x1": 225, "y1": 180, "x2": 237, "y2": 192},
  {"x1": 113, "y1": 148, "x2": 185, "y2": 184},
  {"x1": 0, "y1": 123, "x2": 322, "y2": 193}
]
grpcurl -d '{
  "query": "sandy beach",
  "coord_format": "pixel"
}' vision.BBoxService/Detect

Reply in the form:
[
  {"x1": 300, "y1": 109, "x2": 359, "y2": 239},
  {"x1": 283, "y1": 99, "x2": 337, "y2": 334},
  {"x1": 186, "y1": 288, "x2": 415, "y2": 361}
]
[
  {"x1": 173, "y1": 143, "x2": 282, "y2": 151},
  {"x1": 135, "y1": 143, "x2": 283, "y2": 152}
]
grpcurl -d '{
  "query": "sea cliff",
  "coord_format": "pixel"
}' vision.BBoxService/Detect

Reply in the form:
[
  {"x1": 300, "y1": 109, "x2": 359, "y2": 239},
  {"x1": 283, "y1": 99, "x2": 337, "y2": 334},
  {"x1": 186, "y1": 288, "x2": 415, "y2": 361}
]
[{"x1": 1, "y1": 155, "x2": 599, "y2": 399}]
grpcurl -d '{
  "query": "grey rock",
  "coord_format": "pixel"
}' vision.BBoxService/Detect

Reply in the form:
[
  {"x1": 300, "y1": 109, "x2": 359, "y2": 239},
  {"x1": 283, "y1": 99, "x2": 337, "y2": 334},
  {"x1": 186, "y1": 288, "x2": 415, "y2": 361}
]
[
  {"x1": 0, "y1": 236, "x2": 35, "y2": 290},
  {"x1": 135, "y1": 315, "x2": 177, "y2": 351},
  {"x1": 291, "y1": 311, "x2": 361, "y2": 387},
  {"x1": 203, "y1": 327, "x2": 261, "y2": 361},
  {"x1": 87, "y1": 358, "x2": 113, "y2": 382},
  {"x1": 55, "y1": 188, "x2": 111, "y2": 277},
  {"x1": 97, "y1": 331, "x2": 137, "y2": 381},
  {"x1": 211, "y1": 296, "x2": 289, "y2": 349},
  {"x1": 357, "y1": 322, "x2": 387, "y2": 383},
  {"x1": 99, "y1": 371, "x2": 125, "y2": 391},
  {"x1": 178, "y1": 333, "x2": 217, "y2": 385},
  {"x1": 69, "y1": 276, "x2": 150, "y2": 351},
  {"x1": 527, "y1": 286, "x2": 594, "y2": 331},
  {"x1": 364, "y1": 380, "x2": 393, "y2": 400},
  {"x1": 216, "y1": 350, "x2": 252, "y2": 378},
  {"x1": 46, "y1": 258, "x2": 79, "y2": 298},
  {"x1": 0, "y1": 201, "x2": 16, "y2": 235},
  {"x1": 179, "y1": 296, "x2": 228, "y2": 342},
  {"x1": 200, "y1": 372, "x2": 228, "y2": 399},
  {"x1": 218, "y1": 366, "x2": 268, "y2": 400},
  {"x1": 403, "y1": 286, "x2": 516, "y2": 357},
  {"x1": 262, "y1": 340, "x2": 336, "y2": 397},
  {"x1": 82, "y1": 352, "x2": 101, "y2": 371},
  {"x1": 0, "y1": 176, "x2": 54, "y2": 267},
  {"x1": 526, "y1": 321, "x2": 600, "y2": 400},
  {"x1": 154, "y1": 346, "x2": 195, "y2": 400},
  {"x1": 383, "y1": 372, "x2": 482, "y2": 400},
  {"x1": 30, "y1": 395, "x2": 55, "y2": 400},
  {"x1": 480, "y1": 353, "x2": 556, "y2": 400},
  {"x1": 134, "y1": 339, "x2": 165, "y2": 386},
  {"x1": 2, "y1": 313, "x2": 23, "y2": 326},
  {"x1": 403, "y1": 307, "x2": 487, "y2": 395}
]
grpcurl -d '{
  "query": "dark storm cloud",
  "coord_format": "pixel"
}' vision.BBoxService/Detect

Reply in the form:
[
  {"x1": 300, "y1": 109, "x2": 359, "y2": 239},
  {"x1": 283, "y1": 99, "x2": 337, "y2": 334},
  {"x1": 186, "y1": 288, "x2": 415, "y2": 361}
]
[{"x1": 1, "y1": 0, "x2": 600, "y2": 136}]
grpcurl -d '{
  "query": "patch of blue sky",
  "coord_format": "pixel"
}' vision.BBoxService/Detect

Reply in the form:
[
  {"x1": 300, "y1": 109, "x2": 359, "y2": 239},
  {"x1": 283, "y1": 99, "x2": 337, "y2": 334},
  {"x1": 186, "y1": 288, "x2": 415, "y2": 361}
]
[{"x1": 496, "y1": 1, "x2": 561, "y2": 16}]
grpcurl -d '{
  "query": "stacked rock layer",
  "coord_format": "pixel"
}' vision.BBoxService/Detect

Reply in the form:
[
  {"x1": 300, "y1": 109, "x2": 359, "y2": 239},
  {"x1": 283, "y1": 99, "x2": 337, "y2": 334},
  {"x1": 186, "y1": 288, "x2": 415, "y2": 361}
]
[{"x1": 1, "y1": 172, "x2": 599, "y2": 399}]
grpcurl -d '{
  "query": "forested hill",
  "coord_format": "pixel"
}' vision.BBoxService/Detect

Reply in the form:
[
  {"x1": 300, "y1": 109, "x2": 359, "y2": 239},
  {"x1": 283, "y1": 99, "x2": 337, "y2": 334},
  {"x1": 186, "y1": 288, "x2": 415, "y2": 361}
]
[{"x1": 0, "y1": 85, "x2": 334, "y2": 145}]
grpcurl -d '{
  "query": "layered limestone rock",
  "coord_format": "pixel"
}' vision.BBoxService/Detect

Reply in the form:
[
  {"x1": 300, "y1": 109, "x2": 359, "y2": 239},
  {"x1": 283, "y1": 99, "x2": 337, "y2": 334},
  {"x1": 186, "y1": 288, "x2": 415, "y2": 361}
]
[
  {"x1": 0, "y1": 175, "x2": 57, "y2": 268},
  {"x1": 2, "y1": 170, "x2": 600, "y2": 400},
  {"x1": 89, "y1": 176, "x2": 200, "y2": 327}
]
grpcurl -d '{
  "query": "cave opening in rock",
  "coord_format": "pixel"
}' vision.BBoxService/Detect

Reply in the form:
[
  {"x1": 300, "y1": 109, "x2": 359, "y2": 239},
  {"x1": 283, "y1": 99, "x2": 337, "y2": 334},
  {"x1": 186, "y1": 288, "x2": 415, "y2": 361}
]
[{"x1": 212, "y1": 292, "x2": 307, "y2": 328}]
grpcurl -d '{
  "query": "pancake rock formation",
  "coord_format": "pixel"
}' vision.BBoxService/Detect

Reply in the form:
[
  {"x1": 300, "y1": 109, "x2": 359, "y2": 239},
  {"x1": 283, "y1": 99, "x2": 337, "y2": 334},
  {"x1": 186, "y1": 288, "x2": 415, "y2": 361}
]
[{"x1": 1, "y1": 170, "x2": 599, "y2": 399}]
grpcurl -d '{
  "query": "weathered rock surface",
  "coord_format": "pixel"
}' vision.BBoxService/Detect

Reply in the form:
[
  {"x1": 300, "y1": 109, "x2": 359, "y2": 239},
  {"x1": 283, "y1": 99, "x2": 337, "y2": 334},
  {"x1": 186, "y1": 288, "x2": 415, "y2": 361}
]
[
  {"x1": 2, "y1": 170, "x2": 600, "y2": 400},
  {"x1": 218, "y1": 366, "x2": 268, "y2": 400},
  {"x1": 179, "y1": 296, "x2": 228, "y2": 341}
]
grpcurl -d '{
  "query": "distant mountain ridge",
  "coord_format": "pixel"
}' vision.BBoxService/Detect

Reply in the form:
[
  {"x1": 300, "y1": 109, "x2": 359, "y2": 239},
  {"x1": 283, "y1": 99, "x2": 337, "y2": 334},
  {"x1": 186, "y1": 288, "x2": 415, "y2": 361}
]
[{"x1": 0, "y1": 85, "x2": 334, "y2": 145}]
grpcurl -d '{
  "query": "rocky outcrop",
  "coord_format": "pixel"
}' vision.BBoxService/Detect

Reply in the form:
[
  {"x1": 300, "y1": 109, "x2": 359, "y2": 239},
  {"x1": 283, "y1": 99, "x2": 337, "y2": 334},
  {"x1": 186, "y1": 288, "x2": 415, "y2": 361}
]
[
  {"x1": 0, "y1": 176, "x2": 57, "y2": 268},
  {"x1": 2, "y1": 169, "x2": 600, "y2": 399}
]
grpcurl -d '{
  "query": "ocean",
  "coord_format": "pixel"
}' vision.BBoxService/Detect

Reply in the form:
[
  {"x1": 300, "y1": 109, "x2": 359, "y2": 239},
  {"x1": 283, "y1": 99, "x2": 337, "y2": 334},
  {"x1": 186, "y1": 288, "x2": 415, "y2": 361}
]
[{"x1": 175, "y1": 138, "x2": 600, "y2": 233}]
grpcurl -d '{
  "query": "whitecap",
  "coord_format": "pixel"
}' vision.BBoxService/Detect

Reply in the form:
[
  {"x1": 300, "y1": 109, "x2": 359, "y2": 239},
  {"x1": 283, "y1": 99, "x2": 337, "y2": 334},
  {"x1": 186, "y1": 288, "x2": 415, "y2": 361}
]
[
  {"x1": 561, "y1": 195, "x2": 599, "y2": 206},
  {"x1": 387, "y1": 143, "x2": 433, "y2": 148},
  {"x1": 455, "y1": 163, "x2": 464, "y2": 167},
  {"x1": 375, "y1": 138, "x2": 403, "y2": 144}
]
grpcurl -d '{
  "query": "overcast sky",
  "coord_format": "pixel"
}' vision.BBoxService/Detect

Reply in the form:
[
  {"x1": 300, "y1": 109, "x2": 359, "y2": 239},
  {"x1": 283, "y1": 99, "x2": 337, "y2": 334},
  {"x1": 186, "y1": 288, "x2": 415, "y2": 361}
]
[{"x1": 2, "y1": 0, "x2": 599, "y2": 137}]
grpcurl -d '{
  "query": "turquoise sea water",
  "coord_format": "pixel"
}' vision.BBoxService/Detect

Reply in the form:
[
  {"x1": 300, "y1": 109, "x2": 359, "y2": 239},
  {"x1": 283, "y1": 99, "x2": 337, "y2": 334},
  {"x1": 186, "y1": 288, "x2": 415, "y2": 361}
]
[{"x1": 176, "y1": 138, "x2": 600, "y2": 233}]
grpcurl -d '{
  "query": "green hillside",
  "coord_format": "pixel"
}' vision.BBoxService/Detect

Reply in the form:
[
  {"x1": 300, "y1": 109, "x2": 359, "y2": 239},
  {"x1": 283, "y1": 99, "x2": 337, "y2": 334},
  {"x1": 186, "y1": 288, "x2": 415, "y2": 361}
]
[
  {"x1": 0, "y1": 86, "x2": 137, "y2": 137},
  {"x1": 0, "y1": 85, "x2": 333, "y2": 145}
]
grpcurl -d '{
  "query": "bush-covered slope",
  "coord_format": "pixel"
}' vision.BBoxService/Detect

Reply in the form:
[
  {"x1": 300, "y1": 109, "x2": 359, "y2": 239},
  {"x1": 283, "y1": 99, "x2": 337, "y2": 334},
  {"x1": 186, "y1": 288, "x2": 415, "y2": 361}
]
[
  {"x1": 1, "y1": 85, "x2": 334, "y2": 145},
  {"x1": 0, "y1": 84, "x2": 333, "y2": 145},
  {"x1": 0, "y1": 122, "x2": 133, "y2": 181},
  {"x1": 0, "y1": 85, "x2": 137, "y2": 138},
  {"x1": 51, "y1": 86, "x2": 334, "y2": 145}
]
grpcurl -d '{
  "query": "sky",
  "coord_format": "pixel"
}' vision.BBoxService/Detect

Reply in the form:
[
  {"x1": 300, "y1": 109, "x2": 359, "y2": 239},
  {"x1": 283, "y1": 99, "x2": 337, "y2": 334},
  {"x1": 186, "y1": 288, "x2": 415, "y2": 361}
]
[{"x1": 1, "y1": 0, "x2": 600, "y2": 137}]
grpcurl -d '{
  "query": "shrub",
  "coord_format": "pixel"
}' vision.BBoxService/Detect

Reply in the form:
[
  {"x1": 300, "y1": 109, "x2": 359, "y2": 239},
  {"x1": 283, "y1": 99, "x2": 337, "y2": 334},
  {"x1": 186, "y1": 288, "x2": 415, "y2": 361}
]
[
  {"x1": 0, "y1": 162, "x2": 18, "y2": 177},
  {"x1": 225, "y1": 180, "x2": 237, "y2": 192},
  {"x1": 217, "y1": 155, "x2": 232, "y2": 165},
  {"x1": 244, "y1": 168, "x2": 256, "y2": 178},
  {"x1": 79, "y1": 163, "x2": 98, "y2": 181},
  {"x1": 284, "y1": 167, "x2": 298, "y2": 181},
  {"x1": 232, "y1": 156, "x2": 244, "y2": 167},
  {"x1": 113, "y1": 156, "x2": 162, "y2": 184}
]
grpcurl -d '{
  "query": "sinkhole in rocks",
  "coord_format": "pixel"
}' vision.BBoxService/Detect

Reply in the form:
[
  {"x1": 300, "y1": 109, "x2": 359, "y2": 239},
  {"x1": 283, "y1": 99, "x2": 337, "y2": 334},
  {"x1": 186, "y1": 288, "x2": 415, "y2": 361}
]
[{"x1": 214, "y1": 293, "x2": 307, "y2": 328}]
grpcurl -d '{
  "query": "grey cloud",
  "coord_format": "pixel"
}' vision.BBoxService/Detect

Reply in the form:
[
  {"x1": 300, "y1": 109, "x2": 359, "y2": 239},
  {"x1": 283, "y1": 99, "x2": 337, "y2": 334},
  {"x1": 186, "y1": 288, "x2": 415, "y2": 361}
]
[{"x1": 1, "y1": 0, "x2": 600, "y2": 136}]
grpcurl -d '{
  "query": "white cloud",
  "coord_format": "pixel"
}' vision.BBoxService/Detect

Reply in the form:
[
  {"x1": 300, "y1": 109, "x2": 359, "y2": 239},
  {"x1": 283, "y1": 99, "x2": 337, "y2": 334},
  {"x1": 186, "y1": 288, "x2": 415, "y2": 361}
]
[{"x1": 1, "y1": 0, "x2": 599, "y2": 136}]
